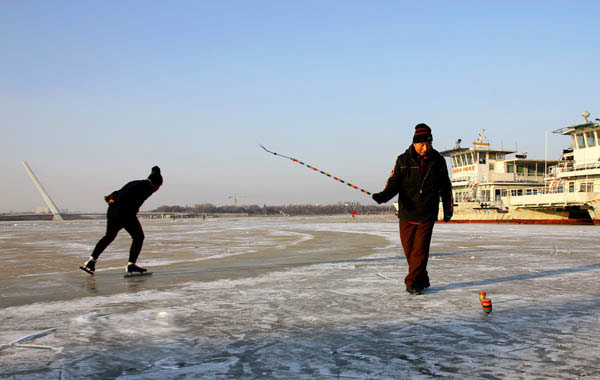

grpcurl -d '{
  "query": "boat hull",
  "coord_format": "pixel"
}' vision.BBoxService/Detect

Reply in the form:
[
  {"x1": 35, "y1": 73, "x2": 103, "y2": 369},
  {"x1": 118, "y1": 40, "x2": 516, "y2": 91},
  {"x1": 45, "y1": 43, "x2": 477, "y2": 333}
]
[
  {"x1": 587, "y1": 199, "x2": 600, "y2": 225},
  {"x1": 437, "y1": 201, "x2": 596, "y2": 225}
]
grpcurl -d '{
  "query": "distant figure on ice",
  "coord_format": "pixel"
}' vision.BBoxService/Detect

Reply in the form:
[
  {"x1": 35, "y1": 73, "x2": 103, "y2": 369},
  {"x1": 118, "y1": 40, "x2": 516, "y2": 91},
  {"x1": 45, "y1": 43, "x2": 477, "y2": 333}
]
[
  {"x1": 372, "y1": 124, "x2": 453, "y2": 295},
  {"x1": 80, "y1": 166, "x2": 163, "y2": 275}
]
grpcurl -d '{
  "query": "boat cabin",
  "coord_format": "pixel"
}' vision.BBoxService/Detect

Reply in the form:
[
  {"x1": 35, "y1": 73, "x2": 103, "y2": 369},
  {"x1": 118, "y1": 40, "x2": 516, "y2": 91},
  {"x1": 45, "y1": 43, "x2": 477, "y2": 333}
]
[
  {"x1": 553, "y1": 115, "x2": 600, "y2": 170},
  {"x1": 440, "y1": 133, "x2": 558, "y2": 204}
]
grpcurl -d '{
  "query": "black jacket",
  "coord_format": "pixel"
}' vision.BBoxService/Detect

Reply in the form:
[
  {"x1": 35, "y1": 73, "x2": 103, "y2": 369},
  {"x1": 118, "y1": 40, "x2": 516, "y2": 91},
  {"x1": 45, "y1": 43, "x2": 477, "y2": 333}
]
[
  {"x1": 105, "y1": 179, "x2": 156, "y2": 216},
  {"x1": 375, "y1": 145, "x2": 453, "y2": 223}
]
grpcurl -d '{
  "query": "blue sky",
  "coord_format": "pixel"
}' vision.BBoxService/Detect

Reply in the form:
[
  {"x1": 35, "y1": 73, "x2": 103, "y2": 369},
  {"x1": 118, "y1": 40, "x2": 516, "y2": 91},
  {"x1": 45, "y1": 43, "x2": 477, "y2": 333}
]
[{"x1": 1, "y1": 1, "x2": 599, "y2": 212}]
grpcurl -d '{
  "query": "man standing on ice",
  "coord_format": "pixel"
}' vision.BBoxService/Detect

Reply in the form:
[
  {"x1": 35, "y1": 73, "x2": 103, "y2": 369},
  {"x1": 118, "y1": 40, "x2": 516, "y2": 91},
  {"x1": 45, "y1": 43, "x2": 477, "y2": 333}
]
[
  {"x1": 80, "y1": 166, "x2": 163, "y2": 275},
  {"x1": 372, "y1": 124, "x2": 453, "y2": 295}
]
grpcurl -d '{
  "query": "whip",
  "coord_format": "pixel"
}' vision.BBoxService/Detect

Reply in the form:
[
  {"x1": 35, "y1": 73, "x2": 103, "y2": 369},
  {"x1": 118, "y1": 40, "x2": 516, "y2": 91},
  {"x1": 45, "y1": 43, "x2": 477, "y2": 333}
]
[{"x1": 260, "y1": 144, "x2": 372, "y2": 196}]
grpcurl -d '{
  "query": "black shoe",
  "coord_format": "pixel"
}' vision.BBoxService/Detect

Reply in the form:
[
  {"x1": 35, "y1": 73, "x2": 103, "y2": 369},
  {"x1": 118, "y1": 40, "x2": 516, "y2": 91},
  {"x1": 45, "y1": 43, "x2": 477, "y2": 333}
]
[
  {"x1": 416, "y1": 275, "x2": 430, "y2": 290},
  {"x1": 126, "y1": 263, "x2": 147, "y2": 274},
  {"x1": 80, "y1": 258, "x2": 96, "y2": 275},
  {"x1": 406, "y1": 285, "x2": 422, "y2": 295}
]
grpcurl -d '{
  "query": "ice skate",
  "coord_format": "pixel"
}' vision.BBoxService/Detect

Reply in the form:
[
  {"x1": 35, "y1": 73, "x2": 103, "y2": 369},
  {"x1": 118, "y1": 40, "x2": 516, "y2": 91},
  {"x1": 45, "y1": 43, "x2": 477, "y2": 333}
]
[
  {"x1": 124, "y1": 263, "x2": 152, "y2": 278},
  {"x1": 79, "y1": 257, "x2": 96, "y2": 275}
]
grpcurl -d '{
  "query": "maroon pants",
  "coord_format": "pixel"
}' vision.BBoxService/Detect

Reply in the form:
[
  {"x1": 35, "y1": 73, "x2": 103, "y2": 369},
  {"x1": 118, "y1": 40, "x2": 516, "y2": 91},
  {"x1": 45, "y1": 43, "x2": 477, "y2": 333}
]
[{"x1": 399, "y1": 219, "x2": 435, "y2": 288}]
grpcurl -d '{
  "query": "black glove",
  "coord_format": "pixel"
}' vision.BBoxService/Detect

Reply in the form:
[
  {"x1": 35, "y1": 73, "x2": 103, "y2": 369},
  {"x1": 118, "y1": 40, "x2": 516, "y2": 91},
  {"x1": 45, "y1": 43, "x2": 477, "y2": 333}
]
[{"x1": 372, "y1": 192, "x2": 385, "y2": 204}]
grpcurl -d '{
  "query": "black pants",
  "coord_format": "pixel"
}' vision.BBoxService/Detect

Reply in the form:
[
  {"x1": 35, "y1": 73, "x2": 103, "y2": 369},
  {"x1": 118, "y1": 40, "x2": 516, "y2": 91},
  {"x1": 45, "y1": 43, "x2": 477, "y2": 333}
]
[
  {"x1": 399, "y1": 219, "x2": 435, "y2": 288},
  {"x1": 91, "y1": 207, "x2": 145, "y2": 264}
]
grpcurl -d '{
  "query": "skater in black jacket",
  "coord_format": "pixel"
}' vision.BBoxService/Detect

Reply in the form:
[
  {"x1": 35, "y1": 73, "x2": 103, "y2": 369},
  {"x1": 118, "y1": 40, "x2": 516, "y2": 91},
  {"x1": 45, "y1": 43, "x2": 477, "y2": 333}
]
[
  {"x1": 372, "y1": 124, "x2": 453, "y2": 295},
  {"x1": 80, "y1": 166, "x2": 163, "y2": 275}
]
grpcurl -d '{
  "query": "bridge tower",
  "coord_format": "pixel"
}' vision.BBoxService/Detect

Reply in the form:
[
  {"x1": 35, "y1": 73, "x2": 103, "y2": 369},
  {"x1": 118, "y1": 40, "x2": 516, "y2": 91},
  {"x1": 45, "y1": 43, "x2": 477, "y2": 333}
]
[{"x1": 21, "y1": 161, "x2": 64, "y2": 221}]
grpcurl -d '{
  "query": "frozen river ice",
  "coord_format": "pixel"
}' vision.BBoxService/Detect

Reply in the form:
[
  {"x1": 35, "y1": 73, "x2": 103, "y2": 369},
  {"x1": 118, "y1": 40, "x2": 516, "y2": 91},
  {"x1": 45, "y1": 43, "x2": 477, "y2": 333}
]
[{"x1": 1, "y1": 215, "x2": 599, "y2": 379}]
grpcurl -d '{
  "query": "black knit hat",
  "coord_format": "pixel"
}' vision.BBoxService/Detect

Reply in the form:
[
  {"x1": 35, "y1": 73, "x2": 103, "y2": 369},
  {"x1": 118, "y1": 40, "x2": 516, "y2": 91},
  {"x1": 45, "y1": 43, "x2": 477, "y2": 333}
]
[
  {"x1": 413, "y1": 123, "x2": 433, "y2": 143},
  {"x1": 148, "y1": 166, "x2": 163, "y2": 186}
]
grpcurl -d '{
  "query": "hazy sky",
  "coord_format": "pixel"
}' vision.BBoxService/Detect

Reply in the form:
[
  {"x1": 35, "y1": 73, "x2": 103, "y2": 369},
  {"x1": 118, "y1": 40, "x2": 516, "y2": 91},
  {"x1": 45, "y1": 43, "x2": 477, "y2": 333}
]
[{"x1": 2, "y1": 1, "x2": 599, "y2": 213}]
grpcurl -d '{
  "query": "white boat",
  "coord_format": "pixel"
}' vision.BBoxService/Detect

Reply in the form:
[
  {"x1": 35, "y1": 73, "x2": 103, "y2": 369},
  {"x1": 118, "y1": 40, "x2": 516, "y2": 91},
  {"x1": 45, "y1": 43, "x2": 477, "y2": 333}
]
[{"x1": 436, "y1": 112, "x2": 600, "y2": 225}]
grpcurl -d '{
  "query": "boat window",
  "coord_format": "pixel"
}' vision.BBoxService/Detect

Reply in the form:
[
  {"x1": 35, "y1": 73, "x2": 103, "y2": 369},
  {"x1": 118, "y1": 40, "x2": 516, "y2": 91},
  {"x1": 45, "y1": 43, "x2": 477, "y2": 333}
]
[
  {"x1": 467, "y1": 153, "x2": 473, "y2": 165},
  {"x1": 517, "y1": 165, "x2": 525, "y2": 175},
  {"x1": 585, "y1": 132, "x2": 596, "y2": 147},
  {"x1": 456, "y1": 155, "x2": 463, "y2": 166},
  {"x1": 526, "y1": 189, "x2": 532, "y2": 195},
  {"x1": 527, "y1": 165, "x2": 536, "y2": 176},
  {"x1": 507, "y1": 163, "x2": 515, "y2": 173},
  {"x1": 501, "y1": 189, "x2": 508, "y2": 196},
  {"x1": 576, "y1": 134, "x2": 586, "y2": 149},
  {"x1": 489, "y1": 152, "x2": 496, "y2": 160},
  {"x1": 497, "y1": 153, "x2": 505, "y2": 160},
  {"x1": 580, "y1": 183, "x2": 594, "y2": 192},
  {"x1": 557, "y1": 185, "x2": 564, "y2": 193},
  {"x1": 481, "y1": 190, "x2": 490, "y2": 202},
  {"x1": 478, "y1": 153, "x2": 486, "y2": 164},
  {"x1": 569, "y1": 182, "x2": 575, "y2": 192},
  {"x1": 537, "y1": 165, "x2": 545, "y2": 176},
  {"x1": 452, "y1": 156, "x2": 457, "y2": 167}
]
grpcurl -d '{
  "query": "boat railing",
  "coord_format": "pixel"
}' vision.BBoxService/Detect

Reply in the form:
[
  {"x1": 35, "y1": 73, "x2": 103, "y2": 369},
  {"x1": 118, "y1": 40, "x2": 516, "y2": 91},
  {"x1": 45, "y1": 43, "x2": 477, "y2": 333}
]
[
  {"x1": 508, "y1": 184, "x2": 599, "y2": 197},
  {"x1": 571, "y1": 161, "x2": 600, "y2": 171},
  {"x1": 549, "y1": 159, "x2": 573, "y2": 171},
  {"x1": 513, "y1": 175, "x2": 544, "y2": 183},
  {"x1": 547, "y1": 159, "x2": 600, "y2": 174},
  {"x1": 506, "y1": 188, "x2": 600, "y2": 207}
]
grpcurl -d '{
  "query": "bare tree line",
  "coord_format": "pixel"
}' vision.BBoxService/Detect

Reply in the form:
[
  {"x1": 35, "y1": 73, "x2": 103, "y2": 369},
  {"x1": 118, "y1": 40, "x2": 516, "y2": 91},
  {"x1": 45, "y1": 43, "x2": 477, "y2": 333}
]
[{"x1": 152, "y1": 203, "x2": 395, "y2": 216}]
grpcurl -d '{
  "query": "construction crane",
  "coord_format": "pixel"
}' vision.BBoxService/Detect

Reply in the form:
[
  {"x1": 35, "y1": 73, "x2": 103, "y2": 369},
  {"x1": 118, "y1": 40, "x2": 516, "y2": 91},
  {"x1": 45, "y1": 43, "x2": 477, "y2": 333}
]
[{"x1": 227, "y1": 194, "x2": 247, "y2": 207}]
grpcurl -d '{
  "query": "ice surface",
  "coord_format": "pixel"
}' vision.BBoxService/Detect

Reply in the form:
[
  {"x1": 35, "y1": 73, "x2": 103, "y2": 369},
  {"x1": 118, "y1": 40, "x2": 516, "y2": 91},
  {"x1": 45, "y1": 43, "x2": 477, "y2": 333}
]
[{"x1": 1, "y1": 216, "x2": 599, "y2": 379}]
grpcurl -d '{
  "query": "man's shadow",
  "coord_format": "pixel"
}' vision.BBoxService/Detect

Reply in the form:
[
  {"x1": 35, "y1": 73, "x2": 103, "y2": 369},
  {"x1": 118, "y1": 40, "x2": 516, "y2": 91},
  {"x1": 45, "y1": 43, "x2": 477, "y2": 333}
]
[{"x1": 425, "y1": 262, "x2": 600, "y2": 294}]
